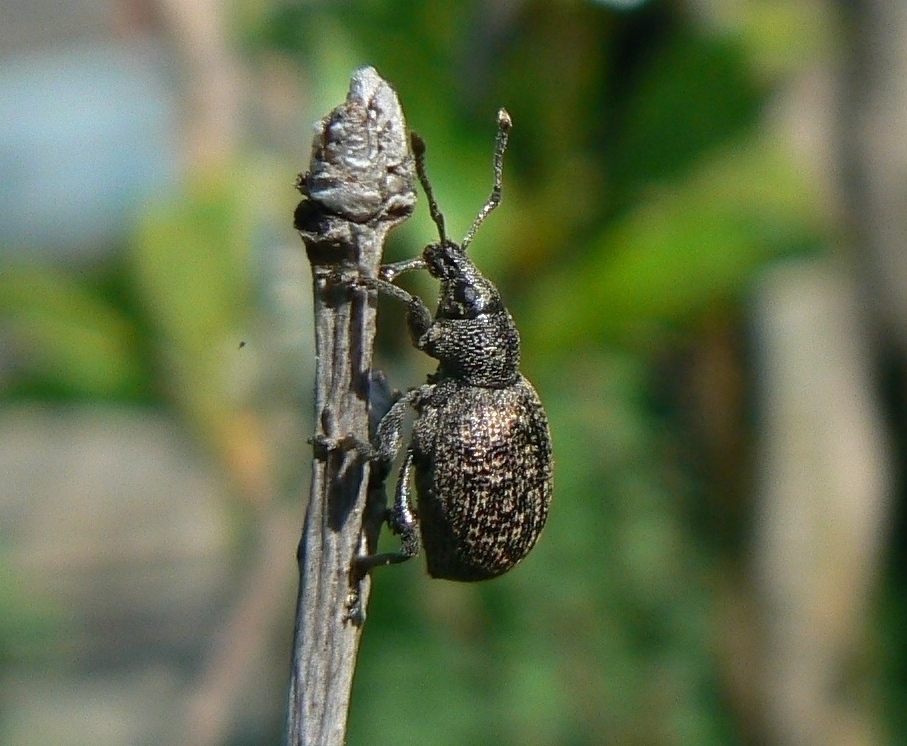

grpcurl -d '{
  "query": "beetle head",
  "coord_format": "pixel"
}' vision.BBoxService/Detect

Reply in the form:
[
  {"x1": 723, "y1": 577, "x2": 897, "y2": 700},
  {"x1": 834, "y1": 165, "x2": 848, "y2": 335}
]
[{"x1": 423, "y1": 240, "x2": 503, "y2": 320}]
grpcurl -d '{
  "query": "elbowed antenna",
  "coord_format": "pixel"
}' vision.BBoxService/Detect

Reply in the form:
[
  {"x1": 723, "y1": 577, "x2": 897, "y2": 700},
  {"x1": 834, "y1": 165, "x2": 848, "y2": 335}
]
[
  {"x1": 383, "y1": 110, "x2": 512, "y2": 284},
  {"x1": 378, "y1": 133, "x2": 443, "y2": 283},
  {"x1": 461, "y1": 108, "x2": 512, "y2": 251},
  {"x1": 411, "y1": 132, "x2": 448, "y2": 244}
]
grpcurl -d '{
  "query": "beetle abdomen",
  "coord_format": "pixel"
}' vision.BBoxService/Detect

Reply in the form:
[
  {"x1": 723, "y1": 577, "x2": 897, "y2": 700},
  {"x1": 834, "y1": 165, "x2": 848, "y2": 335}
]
[{"x1": 412, "y1": 377, "x2": 552, "y2": 581}]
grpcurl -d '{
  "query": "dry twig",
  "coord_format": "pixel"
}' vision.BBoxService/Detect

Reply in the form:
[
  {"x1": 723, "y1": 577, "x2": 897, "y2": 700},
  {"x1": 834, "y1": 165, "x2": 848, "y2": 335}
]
[{"x1": 285, "y1": 67, "x2": 416, "y2": 746}]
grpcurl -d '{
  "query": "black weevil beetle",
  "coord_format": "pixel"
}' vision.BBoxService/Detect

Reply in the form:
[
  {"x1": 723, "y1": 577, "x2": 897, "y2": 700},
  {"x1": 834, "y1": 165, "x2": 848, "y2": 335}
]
[{"x1": 359, "y1": 109, "x2": 552, "y2": 581}]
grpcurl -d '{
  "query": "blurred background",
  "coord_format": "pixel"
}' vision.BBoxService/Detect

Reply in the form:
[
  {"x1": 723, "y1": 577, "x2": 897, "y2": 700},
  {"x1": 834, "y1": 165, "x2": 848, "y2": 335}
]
[{"x1": 1, "y1": 0, "x2": 905, "y2": 744}]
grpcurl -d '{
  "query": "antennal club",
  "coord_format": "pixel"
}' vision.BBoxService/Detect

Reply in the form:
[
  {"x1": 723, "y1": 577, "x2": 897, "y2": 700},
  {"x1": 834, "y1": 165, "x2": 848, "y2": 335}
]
[
  {"x1": 411, "y1": 133, "x2": 448, "y2": 243},
  {"x1": 461, "y1": 108, "x2": 512, "y2": 251}
]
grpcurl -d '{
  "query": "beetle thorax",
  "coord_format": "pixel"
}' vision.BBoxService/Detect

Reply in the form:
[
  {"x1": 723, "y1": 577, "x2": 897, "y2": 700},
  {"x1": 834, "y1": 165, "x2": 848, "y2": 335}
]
[
  {"x1": 420, "y1": 242, "x2": 521, "y2": 388},
  {"x1": 428, "y1": 309, "x2": 521, "y2": 388}
]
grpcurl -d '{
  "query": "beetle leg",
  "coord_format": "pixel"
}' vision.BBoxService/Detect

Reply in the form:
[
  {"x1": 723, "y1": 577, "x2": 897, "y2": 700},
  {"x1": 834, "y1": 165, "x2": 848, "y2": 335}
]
[
  {"x1": 355, "y1": 275, "x2": 434, "y2": 350},
  {"x1": 373, "y1": 390, "x2": 416, "y2": 467},
  {"x1": 355, "y1": 445, "x2": 422, "y2": 574},
  {"x1": 380, "y1": 257, "x2": 426, "y2": 282},
  {"x1": 309, "y1": 432, "x2": 374, "y2": 460},
  {"x1": 355, "y1": 274, "x2": 410, "y2": 304},
  {"x1": 387, "y1": 447, "x2": 421, "y2": 557}
]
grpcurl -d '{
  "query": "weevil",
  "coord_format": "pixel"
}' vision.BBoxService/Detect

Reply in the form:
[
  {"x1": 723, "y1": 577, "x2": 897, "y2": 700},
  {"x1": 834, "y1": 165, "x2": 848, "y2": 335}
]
[{"x1": 353, "y1": 109, "x2": 552, "y2": 581}]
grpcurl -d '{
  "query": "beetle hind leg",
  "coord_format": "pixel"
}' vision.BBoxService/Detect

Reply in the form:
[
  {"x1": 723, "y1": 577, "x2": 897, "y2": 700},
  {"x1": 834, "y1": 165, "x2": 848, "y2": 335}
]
[
  {"x1": 356, "y1": 447, "x2": 421, "y2": 572},
  {"x1": 387, "y1": 448, "x2": 421, "y2": 555}
]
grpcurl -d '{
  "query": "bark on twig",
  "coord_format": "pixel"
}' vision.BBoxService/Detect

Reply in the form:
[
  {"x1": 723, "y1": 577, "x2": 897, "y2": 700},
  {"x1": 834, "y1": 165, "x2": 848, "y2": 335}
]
[{"x1": 285, "y1": 67, "x2": 415, "y2": 745}]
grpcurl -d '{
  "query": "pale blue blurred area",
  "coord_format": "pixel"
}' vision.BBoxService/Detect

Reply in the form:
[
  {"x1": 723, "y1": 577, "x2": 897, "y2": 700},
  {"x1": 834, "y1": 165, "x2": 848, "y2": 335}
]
[{"x1": 0, "y1": 42, "x2": 179, "y2": 260}]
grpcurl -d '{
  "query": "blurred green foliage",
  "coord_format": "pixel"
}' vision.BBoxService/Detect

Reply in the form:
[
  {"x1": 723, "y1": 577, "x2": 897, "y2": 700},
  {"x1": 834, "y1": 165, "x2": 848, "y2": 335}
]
[
  {"x1": 129, "y1": 168, "x2": 257, "y2": 452},
  {"x1": 0, "y1": 0, "x2": 836, "y2": 744},
  {"x1": 0, "y1": 547, "x2": 70, "y2": 664},
  {"x1": 0, "y1": 262, "x2": 148, "y2": 399}
]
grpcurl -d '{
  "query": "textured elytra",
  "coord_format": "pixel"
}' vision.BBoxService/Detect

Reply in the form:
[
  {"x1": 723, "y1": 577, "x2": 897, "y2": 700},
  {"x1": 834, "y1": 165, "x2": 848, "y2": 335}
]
[{"x1": 412, "y1": 377, "x2": 552, "y2": 580}]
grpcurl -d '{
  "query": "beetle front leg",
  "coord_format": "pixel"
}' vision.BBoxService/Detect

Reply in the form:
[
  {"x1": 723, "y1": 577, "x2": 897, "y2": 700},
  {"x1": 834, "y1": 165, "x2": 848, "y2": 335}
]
[
  {"x1": 353, "y1": 275, "x2": 433, "y2": 350},
  {"x1": 380, "y1": 257, "x2": 426, "y2": 282}
]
